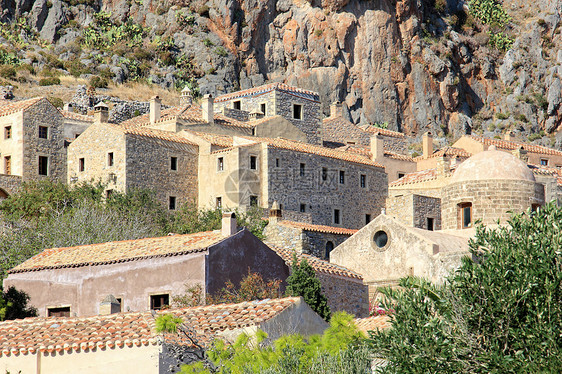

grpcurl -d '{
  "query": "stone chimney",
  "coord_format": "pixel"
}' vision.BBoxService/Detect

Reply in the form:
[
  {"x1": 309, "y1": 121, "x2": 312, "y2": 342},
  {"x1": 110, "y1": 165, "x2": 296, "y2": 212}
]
[
  {"x1": 180, "y1": 86, "x2": 193, "y2": 106},
  {"x1": 202, "y1": 94, "x2": 214, "y2": 125},
  {"x1": 436, "y1": 155, "x2": 450, "y2": 176},
  {"x1": 99, "y1": 294, "x2": 121, "y2": 315},
  {"x1": 269, "y1": 201, "x2": 282, "y2": 224},
  {"x1": 504, "y1": 131, "x2": 515, "y2": 142},
  {"x1": 221, "y1": 212, "x2": 237, "y2": 237},
  {"x1": 512, "y1": 146, "x2": 528, "y2": 161},
  {"x1": 423, "y1": 131, "x2": 433, "y2": 158},
  {"x1": 149, "y1": 95, "x2": 161, "y2": 124},
  {"x1": 370, "y1": 134, "x2": 385, "y2": 161},
  {"x1": 330, "y1": 101, "x2": 342, "y2": 118},
  {"x1": 249, "y1": 108, "x2": 264, "y2": 121},
  {"x1": 63, "y1": 103, "x2": 74, "y2": 112},
  {"x1": 93, "y1": 102, "x2": 109, "y2": 124}
]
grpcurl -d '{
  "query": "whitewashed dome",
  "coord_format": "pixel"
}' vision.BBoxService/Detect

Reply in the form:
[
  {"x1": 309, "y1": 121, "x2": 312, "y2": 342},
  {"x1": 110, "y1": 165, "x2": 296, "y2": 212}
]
[{"x1": 450, "y1": 145, "x2": 535, "y2": 183}]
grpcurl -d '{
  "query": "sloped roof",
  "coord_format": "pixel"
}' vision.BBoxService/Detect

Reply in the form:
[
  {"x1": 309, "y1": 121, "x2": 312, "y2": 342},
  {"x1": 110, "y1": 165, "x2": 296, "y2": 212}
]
[
  {"x1": 277, "y1": 220, "x2": 358, "y2": 236},
  {"x1": 271, "y1": 246, "x2": 363, "y2": 280},
  {"x1": 337, "y1": 144, "x2": 414, "y2": 162},
  {"x1": 107, "y1": 123, "x2": 197, "y2": 148},
  {"x1": 389, "y1": 168, "x2": 440, "y2": 187},
  {"x1": 414, "y1": 146, "x2": 472, "y2": 160},
  {"x1": 215, "y1": 82, "x2": 320, "y2": 103},
  {"x1": 467, "y1": 135, "x2": 562, "y2": 157},
  {"x1": 0, "y1": 97, "x2": 43, "y2": 117},
  {"x1": 191, "y1": 131, "x2": 234, "y2": 147},
  {"x1": 0, "y1": 298, "x2": 301, "y2": 356},
  {"x1": 354, "y1": 315, "x2": 391, "y2": 333},
  {"x1": 361, "y1": 126, "x2": 405, "y2": 138},
  {"x1": 60, "y1": 110, "x2": 94, "y2": 122},
  {"x1": 9, "y1": 231, "x2": 225, "y2": 273}
]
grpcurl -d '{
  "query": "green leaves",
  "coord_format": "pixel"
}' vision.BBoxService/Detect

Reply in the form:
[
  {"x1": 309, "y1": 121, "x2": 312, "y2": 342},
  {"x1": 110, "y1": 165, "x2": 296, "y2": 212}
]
[{"x1": 155, "y1": 313, "x2": 183, "y2": 333}]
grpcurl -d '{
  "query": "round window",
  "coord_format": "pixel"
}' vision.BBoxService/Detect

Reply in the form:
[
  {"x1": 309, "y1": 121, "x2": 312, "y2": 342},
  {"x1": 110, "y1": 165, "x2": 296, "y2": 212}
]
[{"x1": 373, "y1": 230, "x2": 388, "y2": 249}]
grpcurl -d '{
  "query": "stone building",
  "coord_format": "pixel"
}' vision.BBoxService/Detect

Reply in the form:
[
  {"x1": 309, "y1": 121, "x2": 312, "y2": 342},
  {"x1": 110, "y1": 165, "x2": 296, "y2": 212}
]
[
  {"x1": 0, "y1": 297, "x2": 327, "y2": 374},
  {"x1": 60, "y1": 104, "x2": 94, "y2": 141},
  {"x1": 67, "y1": 104, "x2": 199, "y2": 210},
  {"x1": 330, "y1": 214, "x2": 470, "y2": 296},
  {"x1": 414, "y1": 132, "x2": 471, "y2": 171},
  {"x1": 213, "y1": 82, "x2": 322, "y2": 144}
]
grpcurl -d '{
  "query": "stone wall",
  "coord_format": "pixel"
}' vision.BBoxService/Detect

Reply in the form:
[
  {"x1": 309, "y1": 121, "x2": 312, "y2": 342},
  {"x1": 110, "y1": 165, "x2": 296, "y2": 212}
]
[
  {"x1": 386, "y1": 193, "x2": 414, "y2": 226},
  {"x1": 413, "y1": 195, "x2": 441, "y2": 230},
  {"x1": 0, "y1": 174, "x2": 22, "y2": 196},
  {"x1": 220, "y1": 107, "x2": 249, "y2": 121},
  {"x1": 267, "y1": 147, "x2": 387, "y2": 229},
  {"x1": 441, "y1": 179, "x2": 542, "y2": 230},
  {"x1": 274, "y1": 90, "x2": 321, "y2": 144},
  {"x1": 317, "y1": 273, "x2": 369, "y2": 317}
]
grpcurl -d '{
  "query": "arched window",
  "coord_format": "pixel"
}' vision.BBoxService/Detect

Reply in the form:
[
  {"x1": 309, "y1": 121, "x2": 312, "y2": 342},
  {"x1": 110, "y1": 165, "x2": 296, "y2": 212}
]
[
  {"x1": 458, "y1": 202, "x2": 472, "y2": 229},
  {"x1": 325, "y1": 241, "x2": 334, "y2": 260}
]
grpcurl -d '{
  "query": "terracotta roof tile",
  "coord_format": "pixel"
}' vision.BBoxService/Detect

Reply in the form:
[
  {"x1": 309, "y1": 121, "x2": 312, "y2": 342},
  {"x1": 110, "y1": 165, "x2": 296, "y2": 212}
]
[
  {"x1": 468, "y1": 135, "x2": 562, "y2": 157},
  {"x1": 108, "y1": 124, "x2": 197, "y2": 147},
  {"x1": 0, "y1": 298, "x2": 300, "y2": 356},
  {"x1": 9, "y1": 231, "x2": 224, "y2": 273},
  {"x1": 60, "y1": 110, "x2": 94, "y2": 122},
  {"x1": 414, "y1": 146, "x2": 472, "y2": 160},
  {"x1": 389, "y1": 168, "x2": 439, "y2": 187},
  {"x1": 354, "y1": 315, "x2": 391, "y2": 333},
  {"x1": 337, "y1": 144, "x2": 413, "y2": 162},
  {"x1": 191, "y1": 131, "x2": 234, "y2": 147},
  {"x1": 361, "y1": 126, "x2": 405, "y2": 138},
  {"x1": 215, "y1": 83, "x2": 320, "y2": 103},
  {"x1": 271, "y1": 246, "x2": 363, "y2": 280},
  {"x1": 0, "y1": 97, "x2": 43, "y2": 117},
  {"x1": 278, "y1": 220, "x2": 358, "y2": 235}
]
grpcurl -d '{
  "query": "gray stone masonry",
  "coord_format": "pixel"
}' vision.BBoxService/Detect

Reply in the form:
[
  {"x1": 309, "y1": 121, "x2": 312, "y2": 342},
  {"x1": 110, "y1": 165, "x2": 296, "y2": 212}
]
[
  {"x1": 413, "y1": 195, "x2": 441, "y2": 230},
  {"x1": 0, "y1": 174, "x2": 22, "y2": 196},
  {"x1": 317, "y1": 273, "x2": 369, "y2": 317}
]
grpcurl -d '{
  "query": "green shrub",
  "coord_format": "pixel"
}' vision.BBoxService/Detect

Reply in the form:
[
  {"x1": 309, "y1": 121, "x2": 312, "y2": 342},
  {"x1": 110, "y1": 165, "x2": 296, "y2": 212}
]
[
  {"x1": 89, "y1": 75, "x2": 108, "y2": 88},
  {"x1": 202, "y1": 38, "x2": 214, "y2": 47},
  {"x1": 47, "y1": 96, "x2": 64, "y2": 108},
  {"x1": 314, "y1": 29, "x2": 323, "y2": 37},
  {"x1": 215, "y1": 46, "x2": 228, "y2": 57},
  {"x1": 495, "y1": 112, "x2": 509, "y2": 120},
  {"x1": 0, "y1": 65, "x2": 16, "y2": 79},
  {"x1": 197, "y1": 5, "x2": 209, "y2": 17},
  {"x1": 38, "y1": 77, "x2": 60, "y2": 86},
  {"x1": 515, "y1": 113, "x2": 528, "y2": 122}
]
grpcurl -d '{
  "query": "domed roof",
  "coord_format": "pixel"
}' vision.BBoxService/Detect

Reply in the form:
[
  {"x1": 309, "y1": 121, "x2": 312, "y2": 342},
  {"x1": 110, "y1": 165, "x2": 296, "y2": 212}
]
[{"x1": 450, "y1": 146, "x2": 535, "y2": 183}]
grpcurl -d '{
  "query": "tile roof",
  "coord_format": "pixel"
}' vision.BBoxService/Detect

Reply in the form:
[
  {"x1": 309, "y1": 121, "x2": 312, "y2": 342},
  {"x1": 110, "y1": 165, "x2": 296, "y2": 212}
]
[
  {"x1": 60, "y1": 110, "x2": 94, "y2": 122},
  {"x1": 354, "y1": 315, "x2": 391, "y2": 333},
  {"x1": 0, "y1": 298, "x2": 300, "y2": 356},
  {"x1": 389, "y1": 168, "x2": 440, "y2": 187},
  {"x1": 414, "y1": 146, "x2": 472, "y2": 160},
  {"x1": 467, "y1": 135, "x2": 562, "y2": 157},
  {"x1": 9, "y1": 231, "x2": 225, "y2": 273},
  {"x1": 242, "y1": 136, "x2": 385, "y2": 168},
  {"x1": 191, "y1": 131, "x2": 234, "y2": 147},
  {"x1": 271, "y1": 246, "x2": 363, "y2": 280},
  {"x1": 361, "y1": 126, "x2": 405, "y2": 138},
  {"x1": 337, "y1": 144, "x2": 414, "y2": 162},
  {"x1": 108, "y1": 123, "x2": 197, "y2": 147},
  {"x1": 215, "y1": 82, "x2": 320, "y2": 103},
  {"x1": 121, "y1": 104, "x2": 253, "y2": 130},
  {"x1": 527, "y1": 163, "x2": 562, "y2": 185},
  {"x1": 0, "y1": 97, "x2": 43, "y2": 117},
  {"x1": 278, "y1": 220, "x2": 358, "y2": 236}
]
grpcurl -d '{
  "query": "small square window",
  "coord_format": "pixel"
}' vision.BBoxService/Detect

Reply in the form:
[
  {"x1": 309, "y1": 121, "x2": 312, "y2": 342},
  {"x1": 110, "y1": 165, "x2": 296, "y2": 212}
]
[
  {"x1": 300, "y1": 163, "x2": 305, "y2": 177},
  {"x1": 216, "y1": 197, "x2": 222, "y2": 209},
  {"x1": 249, "y1": 195, "x2": 258, "y2": 207},
  {"x1": 540, "y1": 159, "x2": 549, "y2": 166},
  {"x1": 427, "y1": 217, "x2": 434, "y2": 231},
  {"x1": 276, "y1": 158, "x2": 280, "y2": 167},
  {"x1": 105, "y1": 189, "x2": 113, "y2": 199},
  {"x1": 150, "y1": 294, "x2": 169, "y2": 310},
  {"x1": 250, "y1": 155, "x2": 257, "y2": 170},
  {"x1": 360, "y1": 174, "x2": 366, "y2": 188},
  {"x1": 169, "y1": 196, "x2": 176, "y2": 210},
  {"x1": 398, "y1": 173, "x2": 405, "y2": 179},
  {"x1": 300, "y1": 204, "x2": 306, "y2": 213},
  {"x1": 218, "y1": 157, "x2": 224, "y2": 171},
  {"x1": 38, "y1": 156, "x2": 48, "y2": 176},
  {"x1": 79, "y1": 158, "x2": 85, "y2": 172},
  {"x1": 170, "y1": 156, "x2": 177, "y2": 171},
  {"x1": 233, "y1": 100, "x2": 241, "y2": 110},
  {"x1": 339, "y1": 170, "x2": 345, "y2": 184},
  {"x1": 47, "y1": 306, "x2": 70, "y2": 317},
  {"x1": 322, "y1": 167, "x2": 327, "y2": 181},
  {"x1": 366, "y1": 214, "x2": 371, "y2": 224},
  {"x1": 38, "y1": 126, "x2": 48, "y2": 139},
  {"x1": 334, "y1": 209, "x2": 340, "y2": 225},
  {"x1": 4, "y1": 126, "x2": 11, "y2": 139},
  {"x1": 293, "y1": 104, "x2": 303, "y2": 120},
  {"x1": 260, "y1": 103, "x2": 266, "y2": 115},
  {"x1": 4, "y1": 156, "x2": 11, "y2": 175},
  {"x1": 108, "y1": 152, "x2": 114, "y2": 167}
]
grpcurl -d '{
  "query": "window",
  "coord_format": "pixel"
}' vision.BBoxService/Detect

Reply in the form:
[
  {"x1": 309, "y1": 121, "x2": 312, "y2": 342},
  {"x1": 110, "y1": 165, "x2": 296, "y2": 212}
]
[
  {"x1": 360, "y1": 174, "x2": 366, "y2": 188},
  {"x1": 108, "y1": 152, "x2": 114, "y2": 167},
  {"x1": 300, "y1": 204, "x2": 306, "y2": 213},
  {"x1": 4, "y1": 126, "x2": 11, "y2": 139},
  {"x1": 47, "y1": 306, "x2": 70, "y2": 317},
  {"x1": 260, "y1": 103, "x2": 266, "y2": 115},
  {"x1": 38, "y1": 156, "x2": 48, "y2": 176},
  {"x1": 427, "y1": 217, "x2": 434, "y2": 231},
  {"x1": 233, "y1": 100, "x2": 241, "y2": 110},
  {"x1": 339, "y1": 170, "x2": 345, "y2": 184},
  {"x1": 275, "y1": 158, "x2": 280, "y2": 167},
  {"x1": 250, "y1": 155, "x2": 257, "y2": 170},
  {"x1": 170, "y1": 156, "x2": 177, "y2": 171},
  {"x1": 115, "y1": 298, "x2": 123, "y2": 312},
  {"x1": 216, "y1": 197, "x2": 222, "y2": 209},
  {"x1": 249, "y1": 195, "x2": 258, "y2": 207},
  {"x1": 334, "y1": 209, "x2": 340, "y2": 224},
  {"x1": 373, "y1": 230, "x2": 388, "y2": 248},
  {"x1": 169, "y1": 196, "x2": 176, "y2": 210},
  {"x1": 150, "y1": 294, "x2": 169, "y2": 310},
  {"x1": 365, "y1": 214, "x2": 371, "y2": 224},
  {"x1": 79, "y1": 157, "x2": 85, "y2": 172},
  {"x1": 300, "y1": 163, "x2": 305, "y2": 177},
  {"x1": 322, "y1": 167, "x2": 327, "y2": 181},
  {"x1": 38, "y1": 126, "x2": 48, "y2": 139},
  {"x1": 458, "y1": 202, "x2": 472, "y2": 229},
  {"x1": 540, "y1": 158, "x2": 549, "y2": 166},
  {"x1": 325, "y1": 241, "x2": 334, "y2": 260},
  {"x1": 398, "y1": 173, "x2": 405, "y2": 179},
  {"x1": 217, "y1": 157, "x2": 224, "y2": 171},
  {"x1": 4, "y1": 156, "x2": 10, "y2": 175},
  {"x1": 293, "y1": 104, "x2": 303, "y2": 120},
  {"x1": 74, "y1": 133, "x2": 81, "y2": 139},
  {"x1": 105, "y1": 189, "x2": 113, "y2": 199}
]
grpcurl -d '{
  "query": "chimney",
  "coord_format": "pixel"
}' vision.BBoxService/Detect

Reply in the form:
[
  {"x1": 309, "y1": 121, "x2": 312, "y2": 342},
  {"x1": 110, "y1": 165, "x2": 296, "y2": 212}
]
[
  {"x1": 423, "y1": 131, "x2": 433, "y2": 158},
  {"x1": 149, "y1": 95, "x2": 161, "y2": 124},
  {"x1": 249, "y1": 108, "x2": 264, "y2": 121},
  {"x1": 180, "y1": 86, "x2": 193, "y2": 106},
  {"x1": 221, "y1": 212, "x2": 237, "y2": 237},
  {"x1": 63, "y1": 103, "x2": 74, "y2": 112},
  {"x1": 436, "y1": 155, "x2": 450, "y2": 176},
  {"x1": 370, "y1": 134, "x2": 385, "y2": 161},
  {"x1": 99, "y1": 294, "x2": 121, "y2": 315},
  {"x1": 269, "y1": 201, "x2": 282, "y2": 224},
  {"x1": 330, "y1": 101, "x2": 342, "y2": 118},
  {"x1": 202, "y1": 94, "x2": 214, "y2": 125},
  {"x1": 93, "y1": 102, "x2": 109, "y2": 124},
  {"x1": 512, "y1": 146, "x2": 528, "y2": 161},
  {"x1": 504, "y1": 131, "x2": 515, "y2": 142}
]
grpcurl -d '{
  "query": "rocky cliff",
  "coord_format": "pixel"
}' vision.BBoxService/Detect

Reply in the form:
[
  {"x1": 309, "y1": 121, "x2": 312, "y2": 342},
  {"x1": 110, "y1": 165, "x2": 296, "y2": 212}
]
[{"x1": 1, "y1": 0, "x2": 562, "y2": 145}]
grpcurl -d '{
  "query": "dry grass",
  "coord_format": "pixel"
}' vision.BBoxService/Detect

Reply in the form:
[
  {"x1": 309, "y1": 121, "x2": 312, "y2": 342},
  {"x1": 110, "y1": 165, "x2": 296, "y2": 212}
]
[{"x1": 104, "y1": 82, "x2": 181, "y2": 106}]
